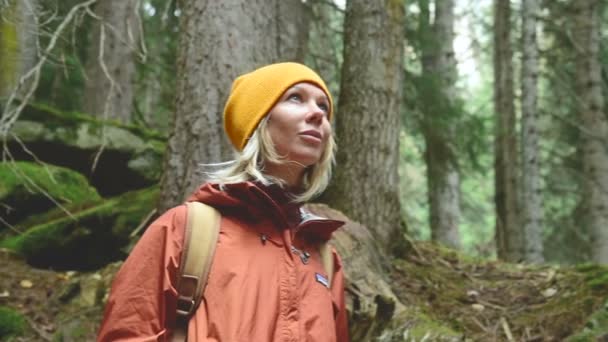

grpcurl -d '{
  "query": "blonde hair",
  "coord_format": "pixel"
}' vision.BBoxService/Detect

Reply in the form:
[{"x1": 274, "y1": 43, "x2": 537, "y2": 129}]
[{"x1": 203, "y1": 116, "x2": 336, "y2": 203}]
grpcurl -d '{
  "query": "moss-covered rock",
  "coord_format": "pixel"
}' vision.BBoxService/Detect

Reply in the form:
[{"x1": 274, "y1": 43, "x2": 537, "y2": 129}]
[
  {"x1": 0, "y1": 186, "x2": 159, "y2": 270},
  {"x1": 0, "y1": 306, "x2": 26, "y2": 339},
  {"x1": 0, "y1": 161, "x2": 101, "y2": 230},
  {"x1": 7, "y1": 103, "x2": 166, "y2": 196}
]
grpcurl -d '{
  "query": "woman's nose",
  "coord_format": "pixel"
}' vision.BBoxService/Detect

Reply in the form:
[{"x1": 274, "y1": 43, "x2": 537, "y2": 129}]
[{"x1": 306, "y1": 102, "x2": 325, "y2": 123}]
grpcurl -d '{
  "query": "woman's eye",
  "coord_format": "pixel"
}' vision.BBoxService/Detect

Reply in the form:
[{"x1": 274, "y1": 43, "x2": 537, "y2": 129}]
[
  {"x1": 288, "y1": 93, "x2": 302, "y2": 102},
  {"x1": 318, "y1": 102, "x2": 329, "y2": 113}
]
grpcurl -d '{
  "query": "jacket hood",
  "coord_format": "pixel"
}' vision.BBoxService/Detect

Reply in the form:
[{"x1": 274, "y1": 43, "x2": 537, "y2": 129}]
[{"x1": 187, "y1": 181, "x2": 344, "y2": 241}]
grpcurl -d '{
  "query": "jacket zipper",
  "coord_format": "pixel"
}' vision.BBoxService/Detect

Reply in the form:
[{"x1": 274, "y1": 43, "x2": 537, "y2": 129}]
[{"x1": 290, "y1": 245, "x2": 310, "y2": 264}]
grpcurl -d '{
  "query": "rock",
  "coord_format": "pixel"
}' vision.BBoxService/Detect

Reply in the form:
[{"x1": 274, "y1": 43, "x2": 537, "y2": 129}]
[
  {"x1": 79, "y1": 273, "x2": 104, "y2": 307},
  {"x1": 0, "y1": 186, "x2": 159, "y2": 270},
  {"x1": 7, "y1": 103, "x2": 166, "y2": 196},
  {"x1": 0, "y1": 161, "x2": 101, "y2": 230}
]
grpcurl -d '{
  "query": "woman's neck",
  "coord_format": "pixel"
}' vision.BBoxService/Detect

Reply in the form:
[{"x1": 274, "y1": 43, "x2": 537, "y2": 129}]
[{"x1": 264, "y1": 162, "x2": 305, "y2": 189}]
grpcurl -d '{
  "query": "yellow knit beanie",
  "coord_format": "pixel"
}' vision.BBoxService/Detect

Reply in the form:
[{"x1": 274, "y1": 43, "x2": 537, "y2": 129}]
[{"x1": 223, "y1": 62, "x2": 333, "y2": 151}]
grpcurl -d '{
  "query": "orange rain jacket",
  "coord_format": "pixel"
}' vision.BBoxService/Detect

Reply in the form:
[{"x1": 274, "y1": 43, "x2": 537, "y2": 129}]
[{"x1": 97, "y1": 182, "x2": 349, "y2": 342}]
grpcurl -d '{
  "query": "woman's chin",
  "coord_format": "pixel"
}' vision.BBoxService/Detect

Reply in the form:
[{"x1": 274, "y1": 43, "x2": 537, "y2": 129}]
[{"x1": 291, "y1": 154, "x2": 322, "y2": 168}]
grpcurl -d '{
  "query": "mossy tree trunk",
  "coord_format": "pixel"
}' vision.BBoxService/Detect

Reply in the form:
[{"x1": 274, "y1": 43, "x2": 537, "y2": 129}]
[
  {"x1": 158, "y1": 0, "x2": 310, "y2": 212},
  {"x1": 493, "y1": 0, "x2": 522, "y2": 262},
  {"x1": 322, "y1": 0, "x2": 405, "y2": 253},
  {"x1": 418, "y1": 0, "x2": 462, "y2": 250},
  {"x1": 0, "y1": 0, "x2": 37, "y2": 99},
  {"x1": 83, "y1": 0, "x2": 141, "y2": 123},
  {"x1": 573, "y1": 0, "x2": 608, "y2": 263},
  {"x1": 520, "y1": 0, "x2": 544, "y2": 263}
]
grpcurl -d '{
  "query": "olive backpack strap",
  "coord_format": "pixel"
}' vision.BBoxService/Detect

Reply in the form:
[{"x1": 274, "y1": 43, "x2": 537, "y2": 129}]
[
  {"x1": 319, "y1": 242, "x2": 335, "y2": 288},
  {"x1": 171, "y1": 202, "x2": 221, "y2": 342}
]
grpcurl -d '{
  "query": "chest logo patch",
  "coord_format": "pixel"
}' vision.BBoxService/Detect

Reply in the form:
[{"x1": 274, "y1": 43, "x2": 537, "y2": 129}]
[{"x1": 315, "y1": 273, "x2": 330, "y2": 288}]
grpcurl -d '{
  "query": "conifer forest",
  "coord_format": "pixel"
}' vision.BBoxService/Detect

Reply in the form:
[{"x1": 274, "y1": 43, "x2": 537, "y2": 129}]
[{"x1": 1, "y1": 0, "x2": 608, "y2": 340}]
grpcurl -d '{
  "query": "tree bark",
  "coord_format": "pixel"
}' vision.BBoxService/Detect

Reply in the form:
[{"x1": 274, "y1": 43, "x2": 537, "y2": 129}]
[
  {"x1": 520, "y1": 0, "x2": 544, "y2": 263},
  {"x1": 278, "y1": 0, "x2": 310, "y2": 63},
  {"x1": 158, "y1": 0, "x2": 308, "y2": 212},
  {"x1": 0, "y1": 0, "x2": 38, "y2": 99},
  {"x1": 574, "y1": 0, "x2": 608, "y2": 263},
  {"x1": 494, "y1": 0, "x2": 522, "y2": 262},
  {"x1": 84, "y1": 0, "x2": 141, "y2": 123},
  {"x1": 419, "y1": 0, "x2": 461, "y2": 250},
  {"x1": 322, "y1": 0, "x2": 405, "y2": 254},
  {"x1": 307, "y1": 0, "x2": 343, "y2": 99}
]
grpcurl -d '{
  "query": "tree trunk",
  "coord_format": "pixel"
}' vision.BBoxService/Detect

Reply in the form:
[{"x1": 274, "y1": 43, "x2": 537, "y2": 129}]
[
  {"x1": 520, "y1": 0, "x2": 543, "y2": 263},
  {"x1": 0, "y1": 0, "x2": 38, "y2": 99},
  {"x1": 419, "y1": 0, "x2": 461, "y2": 250},
  {"x1": 574, "y1": 0, "x2": 608, "y2": 263},
  {"x1": 322, "y1": 0, "x2": 405, "y2": 254},
  {"x1": 278, "y1": 0, "x2": 310, "y2": 63},
  {"x1": 83, "y1": 0, "x2": 141, "y2": 123},
  {"x1": 307, "y1": 0, "x2": 343, "y2": 98},
  {"x1": 493, "y1": 0, "x2": 522, "y2": 262},
  {"x1": 158, "y1": 0, "x2": 308, "y2": 212}
]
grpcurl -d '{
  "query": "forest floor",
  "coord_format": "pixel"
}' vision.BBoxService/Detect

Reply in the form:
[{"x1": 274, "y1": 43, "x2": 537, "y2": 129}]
[
  {"x1": 0, "y1": 249, "x2": 108, "y2": 341},
  {"x1": 1, "y1": 242, "x2": 608, "y2": 341},
  {"x1": 391, "y1": 242, "x2": 608, "y2": 341}
]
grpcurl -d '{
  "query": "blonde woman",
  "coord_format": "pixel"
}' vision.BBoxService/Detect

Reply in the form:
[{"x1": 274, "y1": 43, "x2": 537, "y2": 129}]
[{"x1": 98, "y1": 62, "x2": 349, "y2": 342}]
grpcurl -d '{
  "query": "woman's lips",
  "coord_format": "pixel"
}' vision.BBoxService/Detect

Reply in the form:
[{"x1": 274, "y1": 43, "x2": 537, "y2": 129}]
[{"x1": 299, "y1": 130, "x2": 322, "y2": 140}]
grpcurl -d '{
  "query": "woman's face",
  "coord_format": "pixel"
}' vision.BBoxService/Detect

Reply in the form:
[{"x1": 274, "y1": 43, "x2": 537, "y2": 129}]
[{"x1": 266, "y1": 82, "x2": 332, "y2": 168}]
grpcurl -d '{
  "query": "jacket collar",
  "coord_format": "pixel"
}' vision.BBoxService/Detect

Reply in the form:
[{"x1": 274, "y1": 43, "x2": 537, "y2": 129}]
[{"x1": 188, "y1": 181, "x2": 344, "y2": 241}]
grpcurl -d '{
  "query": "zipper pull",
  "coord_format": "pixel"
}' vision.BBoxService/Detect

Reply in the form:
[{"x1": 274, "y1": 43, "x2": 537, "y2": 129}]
[
  {"x1": 300, "y1": 252, "x2": 310, "y2": 264},
  {"x1": 291, "y1": 246, "x2": 310, "y2": 264},
  {"x1": 260, "y1": 234, "x2": 268, "y2": 245}
]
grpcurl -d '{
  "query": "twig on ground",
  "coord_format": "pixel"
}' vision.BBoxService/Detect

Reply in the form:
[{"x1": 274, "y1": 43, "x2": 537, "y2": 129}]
[
  {"x1": 24, "y1": 315, "x2": 53, "y2": 342},
  {"x1": 500, "y1": 316, "x2": 515, "y2": 342}
]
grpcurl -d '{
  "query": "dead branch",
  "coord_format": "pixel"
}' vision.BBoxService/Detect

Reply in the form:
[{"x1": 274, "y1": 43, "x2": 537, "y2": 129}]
[
  {"x1": 0, "y1": 214, "x2": 22, "y2": 234},
  {"x1": 2, "y1": 139, "x2": 76, "y2": 222},
  {"x1": 0, "y1": 0, "x2": 98, "y2": 137}
]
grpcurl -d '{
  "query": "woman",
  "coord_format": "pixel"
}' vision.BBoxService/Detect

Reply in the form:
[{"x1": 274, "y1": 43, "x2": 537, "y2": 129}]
[{"x1": 97, "y1": 62, "x2": 349, "y2": 341}]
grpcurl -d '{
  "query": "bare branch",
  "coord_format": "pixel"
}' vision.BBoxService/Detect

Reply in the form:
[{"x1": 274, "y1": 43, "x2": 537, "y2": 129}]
[
  {"x1": 89, "y1": 23, "x2": 114, "y2": 174},
  {"x1": 0, "y1": 214, "x2": 23, "y2": 234},
  {"x1": 0, "y1": 0, "x2": 98, "y2": 137},
  {"x1": 1, "y1": 140, "x2": 76, "y2": 222},
  {"x1": 0, "y1": 2, "x2": 96, "y2": 227},
  {"x1": 135, "y1": 0, "x2": 147, "y2": 62}
]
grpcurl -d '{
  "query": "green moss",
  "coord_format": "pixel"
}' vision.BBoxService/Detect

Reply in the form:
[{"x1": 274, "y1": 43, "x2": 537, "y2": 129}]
[
  {"x1": 575, "y1": 263, "x2": 608, "y2": 291},
  {"x1": 0, "y1": 161, "x2": 100, "y2": 203},
  {"x1": 566, "y1": 301, "x2": 608, "y2": 341},
  {"x1": 405, "y1": 311, "x2": 462, "y2": 340},
  {"x1": 0, "y1": 306, "x2": 26, "y2": 339},
  {"x1": 0, "y1": 186, "x2": 159, "y2": 270},
  {"x1": 111, "y1": 187, "x2": 159, "y2": 237},
  {"x1": 0, "y1": 0, "x2": 19, "y2": 96},
  {"x1": 0, "y1": 161, "x2": 101, "y2": 229},
  {"x1": 21, "y1": 102, "x2": 166, "y2": 141}
]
